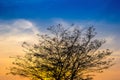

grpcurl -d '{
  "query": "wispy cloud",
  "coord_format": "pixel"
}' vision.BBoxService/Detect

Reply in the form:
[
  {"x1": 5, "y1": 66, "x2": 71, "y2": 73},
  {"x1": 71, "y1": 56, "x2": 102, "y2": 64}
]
[{"x1": 0, "y1": 19, "x2": 39, "y2": 42}]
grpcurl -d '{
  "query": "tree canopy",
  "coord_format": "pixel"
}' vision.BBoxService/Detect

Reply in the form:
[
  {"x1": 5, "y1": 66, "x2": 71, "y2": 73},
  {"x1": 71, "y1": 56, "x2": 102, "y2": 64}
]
[{"x1": 9, "y1": 24, "x2": 114, "y2": 80}]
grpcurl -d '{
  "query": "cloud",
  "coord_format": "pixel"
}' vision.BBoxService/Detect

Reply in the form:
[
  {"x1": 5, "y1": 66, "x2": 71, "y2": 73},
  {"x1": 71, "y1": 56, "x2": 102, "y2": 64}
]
[
  {"x1": 0, "y1": 19, "x2": 39, "y2": 42},
  {"x1": 0, "y1": 19, "x2": 40, "y2": 57}
]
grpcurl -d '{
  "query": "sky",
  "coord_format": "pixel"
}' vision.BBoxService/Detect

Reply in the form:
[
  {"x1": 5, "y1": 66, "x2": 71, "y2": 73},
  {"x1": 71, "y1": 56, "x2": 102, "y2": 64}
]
[{"x1": 0, "y1": 0, "x2": 120, "y2": 80}]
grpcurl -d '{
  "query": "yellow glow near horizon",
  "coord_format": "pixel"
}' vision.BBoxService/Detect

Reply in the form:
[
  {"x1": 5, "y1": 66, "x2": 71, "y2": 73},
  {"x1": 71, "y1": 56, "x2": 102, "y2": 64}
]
[{"x1": 0, "y1": 38, "x2": 120, "y2": 80}]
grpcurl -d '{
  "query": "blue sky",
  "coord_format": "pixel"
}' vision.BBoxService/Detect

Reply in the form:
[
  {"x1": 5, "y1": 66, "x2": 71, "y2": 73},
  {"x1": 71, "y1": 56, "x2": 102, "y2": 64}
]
[{"x1": 0, "y1": 0, "x2": 120, "y2": 23}]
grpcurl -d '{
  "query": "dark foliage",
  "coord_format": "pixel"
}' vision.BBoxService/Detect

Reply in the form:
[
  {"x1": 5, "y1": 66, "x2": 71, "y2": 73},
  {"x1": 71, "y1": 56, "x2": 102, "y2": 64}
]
[{"x1": 8, "y1": 24, "x2": 114, "y2": 80}]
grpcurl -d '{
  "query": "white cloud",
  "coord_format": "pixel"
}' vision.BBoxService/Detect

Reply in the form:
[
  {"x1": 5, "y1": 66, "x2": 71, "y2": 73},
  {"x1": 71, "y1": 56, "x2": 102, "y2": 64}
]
[
  {"x1": 0, "y1": 19, "x2": 41, "y2": 58},
  {"x1": 52, "y1": 19, "x2": 84, "y2": 31},
  {"x1": 0, "y1": 19, "x2": 39, "y2": 42}
]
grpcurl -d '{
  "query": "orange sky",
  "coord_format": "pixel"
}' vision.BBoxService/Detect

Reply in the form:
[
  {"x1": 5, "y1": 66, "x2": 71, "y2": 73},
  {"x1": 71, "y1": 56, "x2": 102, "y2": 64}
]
[{"x1": 0, "y1": 37, "x2": 120, "y2": 80}]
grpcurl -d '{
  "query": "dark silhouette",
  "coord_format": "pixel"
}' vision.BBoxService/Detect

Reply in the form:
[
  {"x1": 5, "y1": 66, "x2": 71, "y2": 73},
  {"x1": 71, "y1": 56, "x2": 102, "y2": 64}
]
[{"x1": 8, "y1": 24, "x2": 114, "y2": 80}]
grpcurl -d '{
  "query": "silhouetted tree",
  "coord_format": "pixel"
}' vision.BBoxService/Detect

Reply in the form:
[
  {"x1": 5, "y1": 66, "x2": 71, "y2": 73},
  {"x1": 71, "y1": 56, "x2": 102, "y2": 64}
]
[{"x1": 9, "y1": 24, "x2": 114, "y2": 80}]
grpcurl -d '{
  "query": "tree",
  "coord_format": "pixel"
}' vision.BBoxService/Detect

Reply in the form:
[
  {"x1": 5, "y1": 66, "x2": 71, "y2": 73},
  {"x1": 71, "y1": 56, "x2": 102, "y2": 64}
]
[{"x1": 8, "y1": 24, "x2": 114, "y2": 80}]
